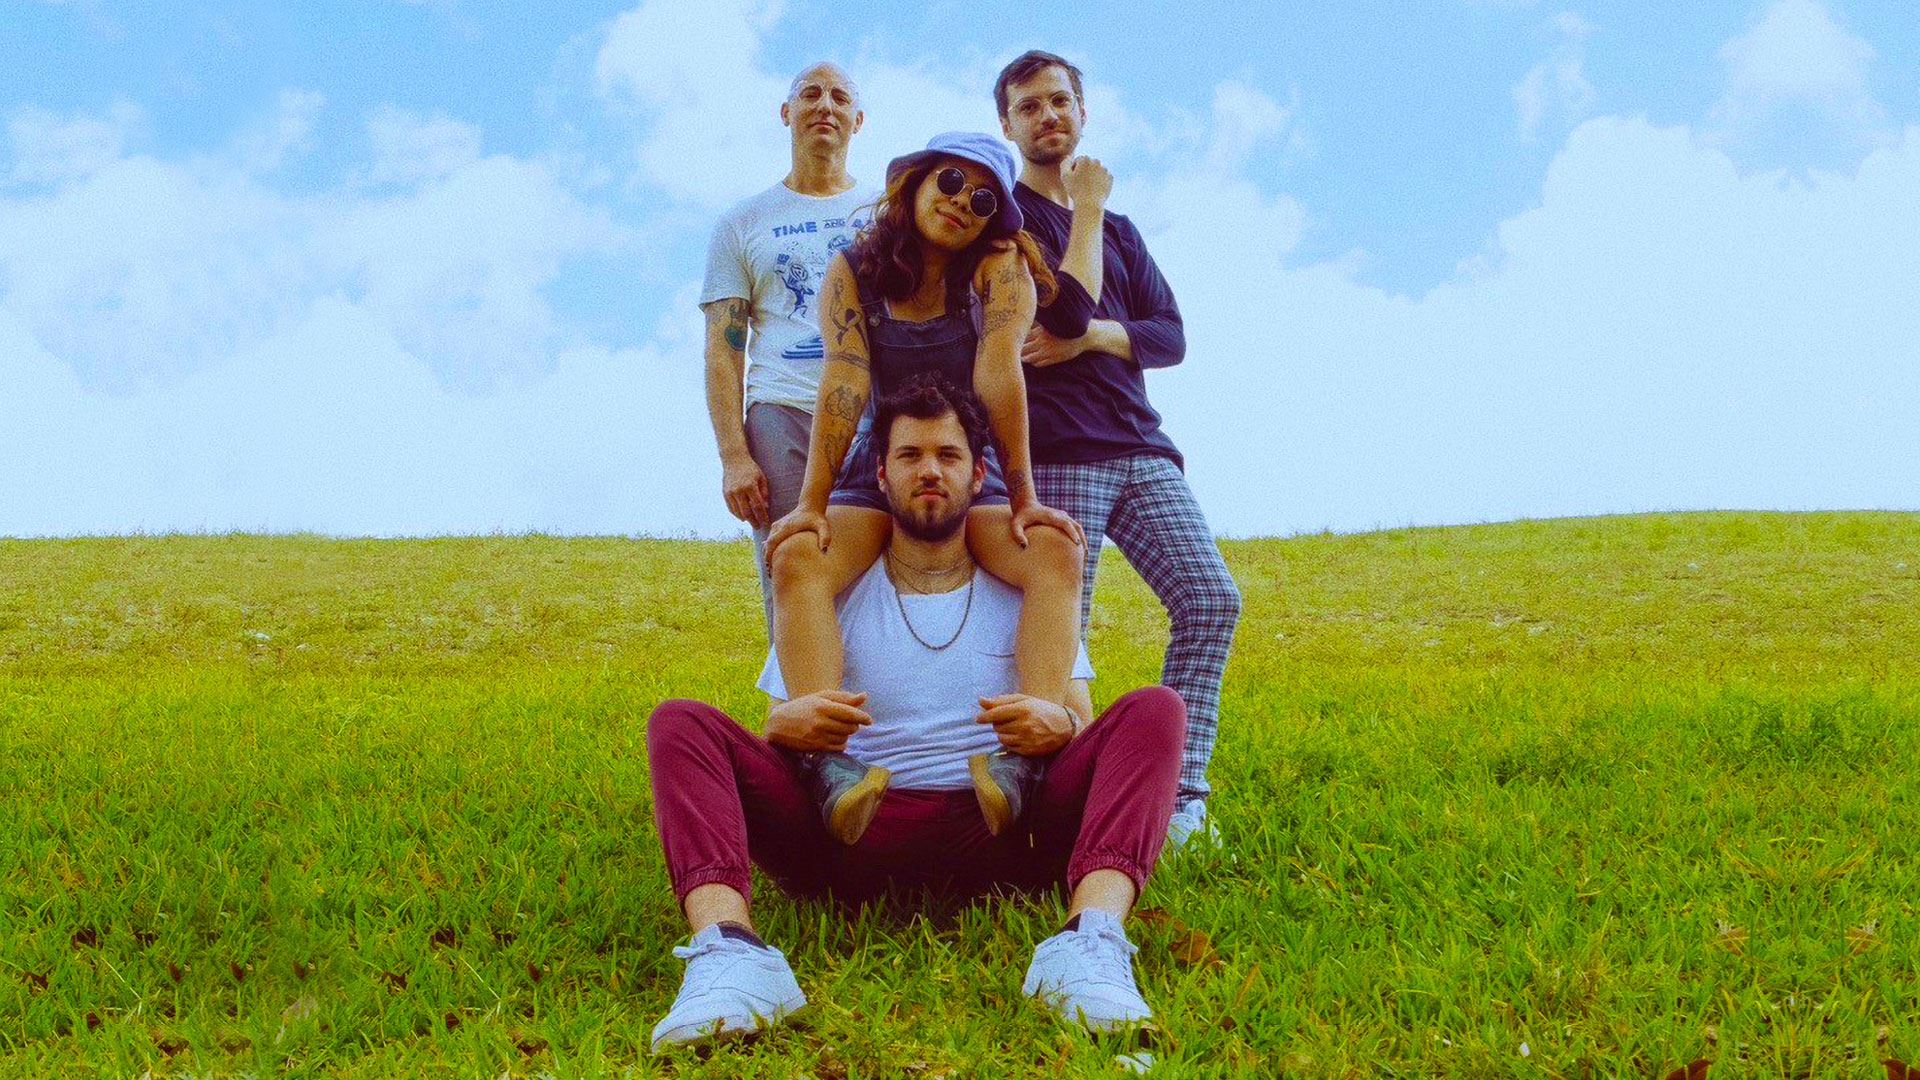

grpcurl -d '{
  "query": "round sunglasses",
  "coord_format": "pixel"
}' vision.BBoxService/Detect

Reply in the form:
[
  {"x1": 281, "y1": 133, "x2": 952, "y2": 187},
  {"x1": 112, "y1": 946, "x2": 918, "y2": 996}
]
[{"x1": 934, "y1": 166, "x2": 998, "y2": 219}]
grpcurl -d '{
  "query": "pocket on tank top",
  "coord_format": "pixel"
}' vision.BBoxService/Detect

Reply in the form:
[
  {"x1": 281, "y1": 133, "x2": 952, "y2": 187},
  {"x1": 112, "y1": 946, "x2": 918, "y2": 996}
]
[{"x1": 969, "y1": 644, "x2": 1019, "y2": 698}]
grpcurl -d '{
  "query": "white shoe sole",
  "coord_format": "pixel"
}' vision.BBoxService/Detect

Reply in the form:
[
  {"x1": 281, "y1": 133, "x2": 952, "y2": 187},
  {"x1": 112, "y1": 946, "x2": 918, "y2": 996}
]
[{"x1": 651, "y1": 998, "x2": 806, "y2": 1052}]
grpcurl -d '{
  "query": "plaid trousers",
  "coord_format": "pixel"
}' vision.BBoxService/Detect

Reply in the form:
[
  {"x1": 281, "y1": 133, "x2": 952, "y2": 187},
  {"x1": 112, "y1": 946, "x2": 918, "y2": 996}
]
[{"x1": 1035, "y1": 454, "x2": 1240, "y2": 801}]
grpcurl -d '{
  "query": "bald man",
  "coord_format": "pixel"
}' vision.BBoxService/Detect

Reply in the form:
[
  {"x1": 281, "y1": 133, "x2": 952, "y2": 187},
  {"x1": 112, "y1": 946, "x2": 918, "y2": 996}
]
[{"x1": 700, "y1": 63, "x2": 882, "y2": 629}]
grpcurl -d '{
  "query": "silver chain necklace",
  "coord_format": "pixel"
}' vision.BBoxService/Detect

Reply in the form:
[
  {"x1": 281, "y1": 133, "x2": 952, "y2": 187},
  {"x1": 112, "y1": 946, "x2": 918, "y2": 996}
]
[{"x1": 887, "y1": 552, "x2": 974, "y2": 651}]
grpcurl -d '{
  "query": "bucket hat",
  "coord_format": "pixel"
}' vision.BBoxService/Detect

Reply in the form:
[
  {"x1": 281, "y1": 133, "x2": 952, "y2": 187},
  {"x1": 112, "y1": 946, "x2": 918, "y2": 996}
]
[{"x1": 884, "y1": 131, "x2": 1023, "y2": 238}]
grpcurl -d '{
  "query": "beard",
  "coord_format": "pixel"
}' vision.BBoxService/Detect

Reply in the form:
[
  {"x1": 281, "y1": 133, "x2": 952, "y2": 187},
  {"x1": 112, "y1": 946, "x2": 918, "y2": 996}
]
[
  {"x1": 1021, "y1": 126, "x2": 1078, "y2": 166},
  {"x1": 887, "y1": 484, "x2": 971, "y2": 541}
]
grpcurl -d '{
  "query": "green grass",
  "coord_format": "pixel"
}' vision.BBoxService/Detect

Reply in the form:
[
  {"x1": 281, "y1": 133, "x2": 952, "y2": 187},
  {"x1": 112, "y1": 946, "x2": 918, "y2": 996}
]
[{"x1": 2, "y1": 511, "x2": 1917, "y2": 1078}]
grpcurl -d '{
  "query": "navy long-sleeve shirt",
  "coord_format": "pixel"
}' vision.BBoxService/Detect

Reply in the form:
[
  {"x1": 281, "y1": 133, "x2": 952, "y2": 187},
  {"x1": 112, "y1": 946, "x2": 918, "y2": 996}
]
[{"x1": 1017, "y1": 182, "x2": 1185, "y2": 468}]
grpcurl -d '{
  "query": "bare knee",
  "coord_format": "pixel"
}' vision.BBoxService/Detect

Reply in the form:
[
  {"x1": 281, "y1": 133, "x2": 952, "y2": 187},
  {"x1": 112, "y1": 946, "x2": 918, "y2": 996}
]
[
  {"x1": 768, "y1": 533, "x2": 827, "y2": 593},
  {"x1": 1023, "y1": 524, "x2": 1084, "y2": 589}
]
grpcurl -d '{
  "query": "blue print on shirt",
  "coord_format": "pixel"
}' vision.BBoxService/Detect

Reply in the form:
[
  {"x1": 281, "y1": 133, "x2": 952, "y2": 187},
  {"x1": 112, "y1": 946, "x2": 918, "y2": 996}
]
[
  {"x1": 775, "y1": 253, "x2": 816, "y2": 317},
  {"x1": 781, "y1": 334, "x2": 825, "y2": 364}
]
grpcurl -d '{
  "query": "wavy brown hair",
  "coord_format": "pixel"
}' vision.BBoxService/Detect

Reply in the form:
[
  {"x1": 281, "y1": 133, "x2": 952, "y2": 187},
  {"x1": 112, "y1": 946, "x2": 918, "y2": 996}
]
[{"x1": 849, "y1": 160, "x2": 1057, "y2": 308}]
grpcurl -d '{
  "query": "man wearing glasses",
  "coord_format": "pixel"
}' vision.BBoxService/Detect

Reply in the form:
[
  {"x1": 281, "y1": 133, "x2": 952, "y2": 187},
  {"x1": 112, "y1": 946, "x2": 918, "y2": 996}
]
[
  {"x1": 995, "y1": 50, "x2": 1243, "y2": 851},
  {"x1": 700, "y1": 62, "x2": 879, "y2": 629}
]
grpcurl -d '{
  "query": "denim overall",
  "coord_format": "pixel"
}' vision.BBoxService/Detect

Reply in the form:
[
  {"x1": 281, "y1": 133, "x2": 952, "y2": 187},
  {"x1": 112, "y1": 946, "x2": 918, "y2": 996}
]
[{"x1": 827, "y1": 275, "x2": 1010, "y2": 510}]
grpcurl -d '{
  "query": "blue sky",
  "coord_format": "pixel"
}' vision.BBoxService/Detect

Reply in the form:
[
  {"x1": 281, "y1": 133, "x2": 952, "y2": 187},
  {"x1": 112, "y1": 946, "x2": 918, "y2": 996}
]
[{"x1": 3, "y1": 0, "x2": 1916, "y2": 536}]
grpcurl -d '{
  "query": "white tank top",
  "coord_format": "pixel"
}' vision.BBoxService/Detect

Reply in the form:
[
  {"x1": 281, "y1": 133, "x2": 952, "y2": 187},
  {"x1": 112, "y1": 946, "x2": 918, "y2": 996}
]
[{"x1": 757, "y1": 560, "x2": 1093, "y2": 789}]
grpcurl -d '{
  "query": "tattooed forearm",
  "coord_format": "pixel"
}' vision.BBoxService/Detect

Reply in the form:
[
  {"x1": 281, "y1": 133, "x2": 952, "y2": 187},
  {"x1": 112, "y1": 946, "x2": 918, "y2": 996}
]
[
  {"x1": 818, "y1": 428, "x2": 854, "y2": 473},
  {"x1": 824, "y1": 383, "x2": 864, "y2": 423},
  {"x1": 982, "y1": 307, "x2": 1021, "y2": 336},
  {"x1": 1005, "y1": 467, "x2": 1034, "y2": 502},
  {"x1": 826, "y1": 349, "x2": 869, "y2": 372},
  {"x1": 724, "y1": 299, "x2": 749, "y2": 351},
  {"x1": 810, "y1": 385, "x2": 861, "y2": 480}
]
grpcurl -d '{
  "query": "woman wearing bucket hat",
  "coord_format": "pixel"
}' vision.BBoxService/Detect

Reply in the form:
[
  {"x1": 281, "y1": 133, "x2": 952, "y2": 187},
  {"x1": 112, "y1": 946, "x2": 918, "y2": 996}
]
[{"x1": 763, "y1": 132, "x2": 1091, "y2": 844}]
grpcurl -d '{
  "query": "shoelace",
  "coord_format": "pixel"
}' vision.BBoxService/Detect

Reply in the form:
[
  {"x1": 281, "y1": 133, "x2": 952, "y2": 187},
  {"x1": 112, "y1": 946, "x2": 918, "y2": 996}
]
[
  {"x1": 672, "y1": 934, "x2": 765, "y2": 964},
  {"x1": 1057, "y1": 920, "x2": 1139, "y2": 973}
]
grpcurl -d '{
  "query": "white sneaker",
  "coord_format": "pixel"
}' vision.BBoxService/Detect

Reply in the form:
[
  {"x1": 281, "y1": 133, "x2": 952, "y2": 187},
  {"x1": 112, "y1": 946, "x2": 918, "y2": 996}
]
[
  {"x1": 650, "y1": 925, "x2": 806, "y2": 1052},
  {"x1": 1165, "y1": 798, "x2": 1220, "y2": 852},
  {"x1": 1022, "y1": 909, "x2": 1153, "y2": 1031}
]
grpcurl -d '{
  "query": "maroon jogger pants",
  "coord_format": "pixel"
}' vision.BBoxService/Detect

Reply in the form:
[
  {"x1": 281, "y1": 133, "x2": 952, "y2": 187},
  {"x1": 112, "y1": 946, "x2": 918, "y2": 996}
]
[{"x1": 646, "y1": 686, "x2": 1187, "y2": 907}]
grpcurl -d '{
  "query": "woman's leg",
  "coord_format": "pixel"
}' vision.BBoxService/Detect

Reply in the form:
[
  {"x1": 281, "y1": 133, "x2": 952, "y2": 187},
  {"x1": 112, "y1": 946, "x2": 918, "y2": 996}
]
[
  {"x1": 769, "y1": 506, "x2": 892, "y2": 696},
  {"x1": 966, "y1": 507, "x2": 1084, "y2": 705}
]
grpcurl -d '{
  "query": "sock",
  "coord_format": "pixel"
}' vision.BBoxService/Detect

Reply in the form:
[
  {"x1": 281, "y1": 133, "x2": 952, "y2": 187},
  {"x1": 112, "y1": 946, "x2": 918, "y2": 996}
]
[{"x1": 716, "y1": 921, "x2": 767, "y2": 949}]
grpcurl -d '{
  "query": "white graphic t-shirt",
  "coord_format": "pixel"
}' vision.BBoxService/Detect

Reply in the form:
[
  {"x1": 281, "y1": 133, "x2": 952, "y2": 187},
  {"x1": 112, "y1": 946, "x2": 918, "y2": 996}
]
[
  {"x1": 702, "y1": 182, "x2": 878, "y2": 412},
  {"x1": 758, "y1": 561, "x2": 1094, "y2": 790}
]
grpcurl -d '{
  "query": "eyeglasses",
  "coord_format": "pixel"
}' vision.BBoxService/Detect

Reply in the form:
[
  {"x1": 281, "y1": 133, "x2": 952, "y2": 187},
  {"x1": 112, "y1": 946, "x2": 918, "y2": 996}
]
[{"x1": 935, "y1": 167, "x2": 998, "y2": 219}]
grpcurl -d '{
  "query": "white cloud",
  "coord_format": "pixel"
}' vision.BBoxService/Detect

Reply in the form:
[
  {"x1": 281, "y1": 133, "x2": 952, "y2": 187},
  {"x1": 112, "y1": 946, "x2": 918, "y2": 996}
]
[
  {"x1": 321, "y1": 153, "x2": 623, "y2": 389},
  {"x1": 0, "y1": 98, "x2": 624, "y2": 397},
  {"x1": 7, "y1": 100, "x2": 143, "y2": 184},
  {"x1": 0, "y1": 298, "x2": 724, "y2": 536},
  {"x1": 1201, "y1": 82, "x2": 1292, "y2": 176},
  {"x1": 1708, "y1": 0, "x2": 1888, "y2": 162},
  {"x1": 835, "y1": 53, "x2": 1010, "y2": 185},
  {"x1": 4, "y1": 6, "x2": 1916, "y2": 539},
  {"x1": 235, "y1": 89, "x2": 325, "y2": 175},
  {"x1": 1719, "y1": 0, "x2": 1873, "y2": 104},
  {"x1": 1514, "y1": 12, "x2": 1596, "y2": 139},
  {"x1": 592, "y1": 1, "x2": 1142, "y2": 207},
  {"x1": 1114, "y1": 83, "x2": 1307, "y2": 268},
  {"x1": 366, "y1": 107, "x2": 483, "y2": 185},
  {"x1": 594, "y1": 0, "x2": 794, "y2": 205},
  {"x1": 1131, "y1": 116, "x2": 1920, "y2": 535},
  {"x1": 0, "y1": 153, "x2": 315, "y2": 393}
]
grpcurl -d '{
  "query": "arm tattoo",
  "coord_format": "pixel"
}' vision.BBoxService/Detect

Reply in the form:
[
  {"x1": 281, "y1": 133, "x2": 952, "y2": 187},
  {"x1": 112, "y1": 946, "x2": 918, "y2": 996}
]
[
  {"x1": 820, "y1": 430, "x2": 853, "y2": 473},
  {"x1": 979, "y1": 255, "x2": 1024, "y2": 337},
  {"x1": 830, "y1": 305, "x2": 865, "y2": 349},
  {"x1": 1005, "y1": 467, "x2": 1033, "y2": 501},
  {"x1": 824, "y1": 384, "x2": 864, "y2": 423},
  {"x1": 825, "y1": 273, "x2": 867, "y2": 350},
  {"x1": 723, "y1": 299, "x2": 748, "y2": 351},
  {"x1": 826, "y1": 348, "x2": 869, "y2": 372}
]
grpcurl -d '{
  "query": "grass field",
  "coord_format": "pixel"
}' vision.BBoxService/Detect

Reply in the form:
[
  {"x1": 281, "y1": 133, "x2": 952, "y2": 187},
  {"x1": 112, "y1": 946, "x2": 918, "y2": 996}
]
[{"x1": 2, "y1": 511, "x2": 1918, "y2": 1078}]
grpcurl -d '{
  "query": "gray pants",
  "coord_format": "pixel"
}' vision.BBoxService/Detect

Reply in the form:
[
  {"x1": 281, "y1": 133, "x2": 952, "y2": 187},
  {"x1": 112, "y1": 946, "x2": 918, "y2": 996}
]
[{"x1": 744, "y1": 402, "x2": 813, "y2": 633}]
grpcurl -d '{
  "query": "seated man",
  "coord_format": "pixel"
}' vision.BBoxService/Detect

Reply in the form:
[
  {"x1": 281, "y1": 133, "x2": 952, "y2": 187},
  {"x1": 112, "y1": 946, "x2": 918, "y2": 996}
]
[{"x1": 645, "y1": 374, "x2": 1187, "y2": 1051}]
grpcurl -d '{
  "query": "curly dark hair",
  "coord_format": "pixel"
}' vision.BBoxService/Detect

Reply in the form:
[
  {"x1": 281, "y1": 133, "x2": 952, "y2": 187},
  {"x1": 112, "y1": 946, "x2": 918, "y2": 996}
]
[
  {"x1": 872, "y1": 373, "x2": 991, "y2": 464},
  {"x1": 847, "y1": 160, "x2": 1057, "y2": 307}
]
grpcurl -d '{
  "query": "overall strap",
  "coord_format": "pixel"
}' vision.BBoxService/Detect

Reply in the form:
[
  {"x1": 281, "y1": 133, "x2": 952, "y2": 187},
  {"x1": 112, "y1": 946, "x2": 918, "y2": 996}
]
[
  {"x1": 951, "y1": 266, "x2": 984, "y2": 338},
  {"x1": 850, "y1": 266, "x2": 887, "y2": 316}
]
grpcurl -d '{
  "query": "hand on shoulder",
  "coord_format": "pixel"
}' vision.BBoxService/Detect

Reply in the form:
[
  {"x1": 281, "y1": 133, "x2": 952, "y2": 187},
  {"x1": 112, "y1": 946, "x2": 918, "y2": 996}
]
[
  {"x1": 973, "y1": 243, "x2": 1032, "y2": 299},
  {"x1": 977, "y1": 241, "x2": 1021, "y2": 270}
]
